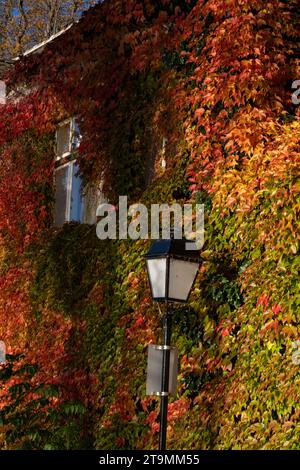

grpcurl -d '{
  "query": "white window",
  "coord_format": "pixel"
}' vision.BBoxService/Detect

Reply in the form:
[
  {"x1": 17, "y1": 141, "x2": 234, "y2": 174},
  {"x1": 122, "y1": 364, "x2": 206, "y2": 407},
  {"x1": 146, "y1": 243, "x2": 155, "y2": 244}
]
[
  {"x1": 56, "y1": 117, "x2": 81, "y2": 161},
  {"x1": 54, "y1": 160, "x2": 83, "y2": 226},
  {"x1": 161, "y1": 137, "x2": 167, "y2": 169},
  {"x1": 0, "y1": 340, "x2": 6, "y2": 364},
  {"x1": 54, "y1": 117, "x2": 104, "y2": 227},
  {"x1": 54, "y1": 117, "x2": 83, "y2": 226},
  {"x1": 0, "y1": 81, "x2": 6, "y2": 105}
]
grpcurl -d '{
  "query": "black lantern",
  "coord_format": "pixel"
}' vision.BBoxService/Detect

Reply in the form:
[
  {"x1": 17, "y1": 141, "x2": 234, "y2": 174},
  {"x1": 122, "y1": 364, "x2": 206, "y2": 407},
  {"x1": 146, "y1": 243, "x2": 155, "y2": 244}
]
[{"x1": 145, "y1": 237, "x2": 201, "y2": 303}]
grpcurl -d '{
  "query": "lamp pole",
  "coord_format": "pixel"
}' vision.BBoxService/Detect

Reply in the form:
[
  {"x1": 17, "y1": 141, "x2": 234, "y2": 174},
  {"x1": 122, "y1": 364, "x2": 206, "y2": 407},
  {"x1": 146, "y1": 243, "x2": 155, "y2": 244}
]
[
  {"x1": 145, "y1": 234, "x2": 201, "y2": 451},
  {"x1": 159, "y1": 306, "x2": 172, "y2": 451}
]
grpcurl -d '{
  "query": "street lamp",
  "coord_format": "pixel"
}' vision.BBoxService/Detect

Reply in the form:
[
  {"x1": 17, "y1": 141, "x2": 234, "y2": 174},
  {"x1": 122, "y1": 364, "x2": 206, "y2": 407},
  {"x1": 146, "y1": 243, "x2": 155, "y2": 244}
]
[{"x1": 145, "y1": 234, "x2": 201, "y2": 450}]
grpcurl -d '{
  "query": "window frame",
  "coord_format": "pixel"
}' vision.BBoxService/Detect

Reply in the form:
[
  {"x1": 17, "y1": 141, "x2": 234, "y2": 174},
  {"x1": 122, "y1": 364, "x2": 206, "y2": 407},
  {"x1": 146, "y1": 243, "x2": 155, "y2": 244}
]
[
  {"x1": 55, "y1": 117, "x2": 80, "y2": 162},
  {"x1": 54, "y1": 117, "x2": 83, "y2": 226}
]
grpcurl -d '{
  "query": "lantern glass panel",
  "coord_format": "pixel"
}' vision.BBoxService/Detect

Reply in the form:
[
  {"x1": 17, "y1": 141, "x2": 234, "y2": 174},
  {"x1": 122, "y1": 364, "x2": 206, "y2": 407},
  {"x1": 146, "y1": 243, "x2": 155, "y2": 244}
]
[
  {"x1": 168, "y1": 258, "x2": 199, "y2": 302},
  {"x1": 146, "y1": 258, "x2": 167, "y2": 299}
]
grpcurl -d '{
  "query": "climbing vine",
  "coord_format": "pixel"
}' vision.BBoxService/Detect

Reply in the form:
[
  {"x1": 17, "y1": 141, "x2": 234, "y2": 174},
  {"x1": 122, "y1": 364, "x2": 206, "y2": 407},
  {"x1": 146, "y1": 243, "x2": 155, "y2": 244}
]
[{"x1": 0, "y1": 0, "x2": 299, "y2": 450}]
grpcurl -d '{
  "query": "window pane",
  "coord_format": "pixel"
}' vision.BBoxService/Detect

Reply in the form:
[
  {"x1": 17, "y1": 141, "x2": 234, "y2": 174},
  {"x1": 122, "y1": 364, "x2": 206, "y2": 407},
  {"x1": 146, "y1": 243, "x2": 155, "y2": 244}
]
[
  {"x1": 54, "y1": 165, "x2": 69, "y2": 226},
  {"x1": 72, "y1": 119, "x2": 81, "y2": 150},
  {"x1": 0, "y1": 341, "x2": 6, "y2": 364},
  {"x1": 0, "y1": 81, "x2": 6, "y2": 105},
  {"x1": 70, "y1": 163, "x2": 82, "y2": 222},
  {"x1": 57, "y1": 122, "x2": 71, "y2": 157}
]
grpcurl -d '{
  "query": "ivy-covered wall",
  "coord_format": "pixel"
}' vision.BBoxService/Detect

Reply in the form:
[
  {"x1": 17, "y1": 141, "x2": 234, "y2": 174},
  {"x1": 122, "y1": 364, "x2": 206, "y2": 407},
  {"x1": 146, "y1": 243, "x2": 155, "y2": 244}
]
[{"x1": 0, "y1": 0, "x2": 299, "y2": 450}]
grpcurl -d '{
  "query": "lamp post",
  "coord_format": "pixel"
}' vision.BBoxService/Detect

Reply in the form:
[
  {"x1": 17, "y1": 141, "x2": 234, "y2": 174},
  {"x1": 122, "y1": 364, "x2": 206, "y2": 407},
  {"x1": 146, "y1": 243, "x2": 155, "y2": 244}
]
[{"x1": 145, "y1": 234, "x2": 200, "y2": 450}]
